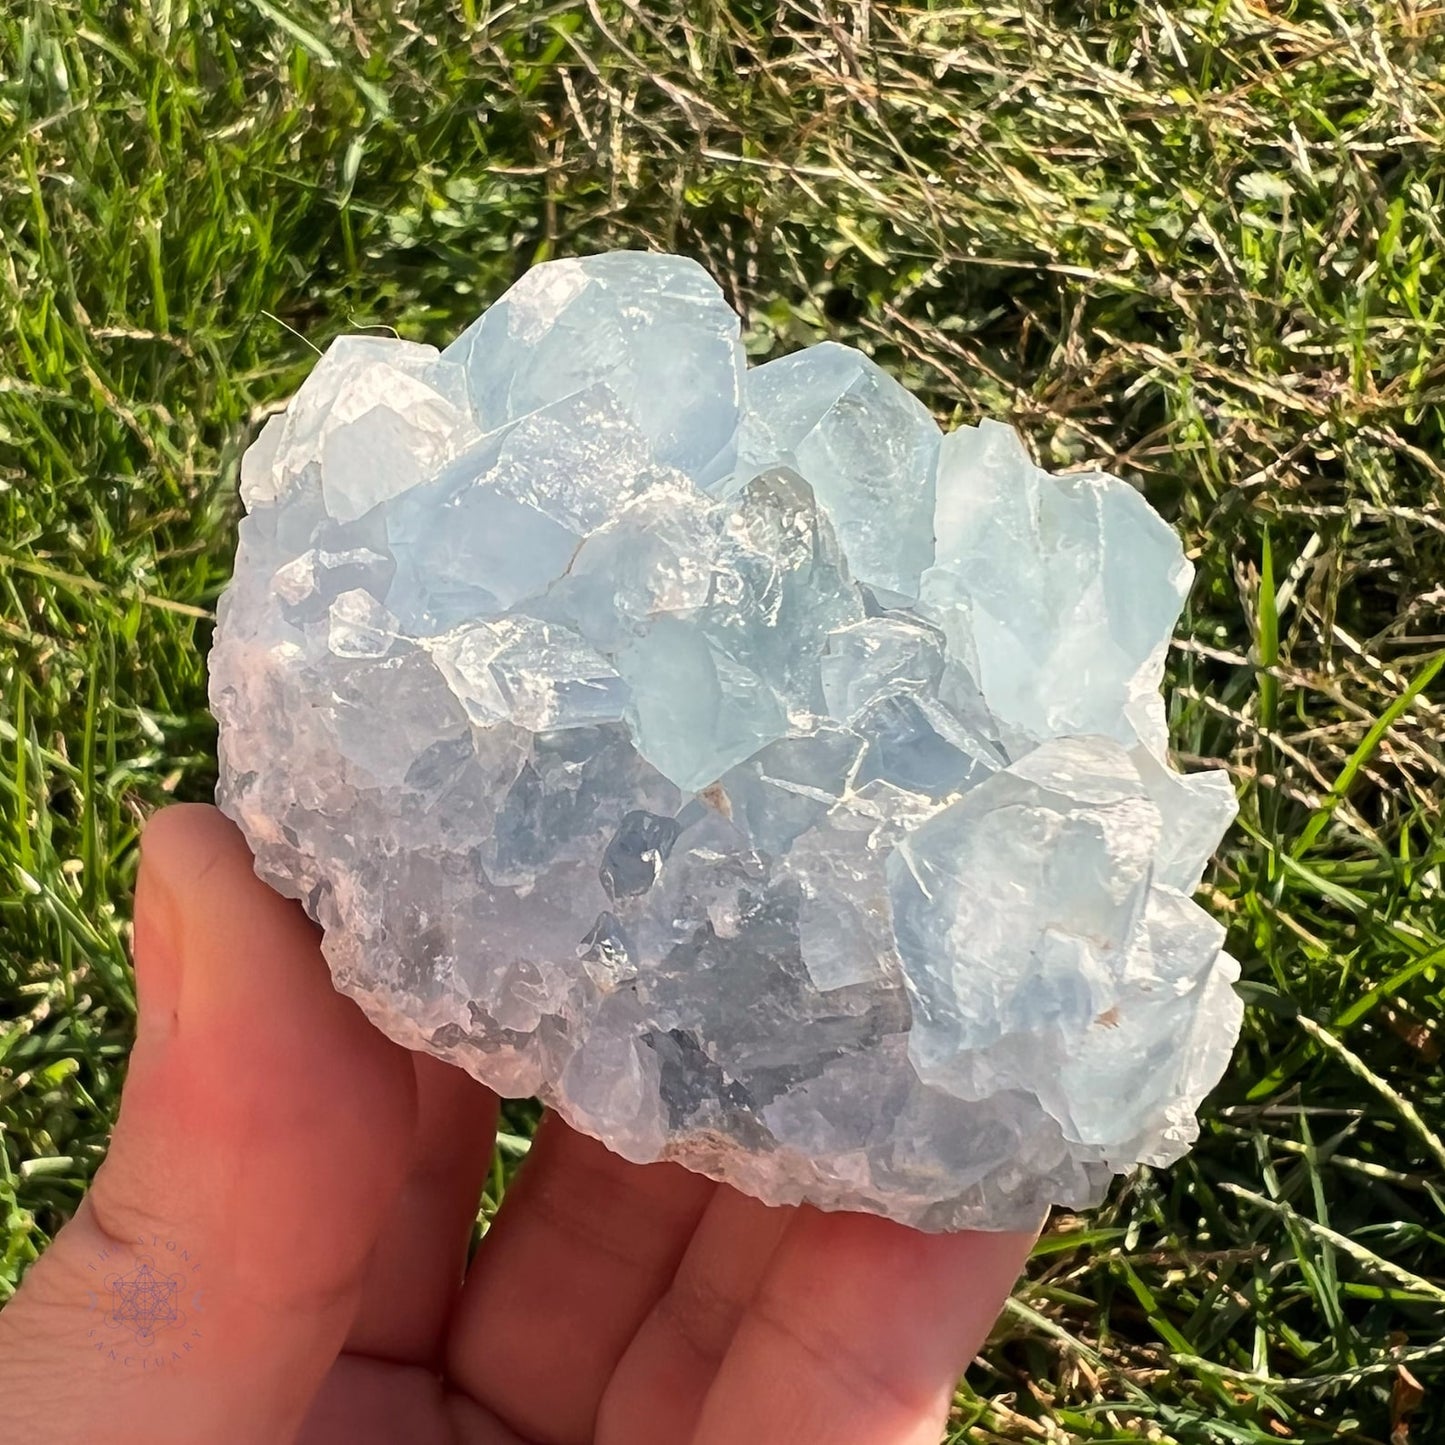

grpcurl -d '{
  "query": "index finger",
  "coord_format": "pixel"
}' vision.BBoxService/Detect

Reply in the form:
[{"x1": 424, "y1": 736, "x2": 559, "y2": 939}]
[{"x1": 690, "y1": 1208, "x2": 1038, "y2": 1445}]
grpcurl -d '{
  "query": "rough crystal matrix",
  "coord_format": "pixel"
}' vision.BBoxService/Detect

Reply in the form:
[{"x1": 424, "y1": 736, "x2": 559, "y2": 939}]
[{"x1": 211, "y1": 251, "x2": 1243, "y2": 1230}]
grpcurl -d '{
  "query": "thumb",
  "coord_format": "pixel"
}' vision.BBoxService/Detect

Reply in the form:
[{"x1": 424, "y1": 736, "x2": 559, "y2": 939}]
[{"x1": 0, "y1": 804, "x2": 418, "y2": 1444}]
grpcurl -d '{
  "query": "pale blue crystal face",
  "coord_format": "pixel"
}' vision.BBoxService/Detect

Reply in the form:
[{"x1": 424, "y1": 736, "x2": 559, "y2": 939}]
[
  {"x1": 733, "y1": 342, "x2": 940, "y2": 596},
  {"x1": 443, "y1": 252, "x2": 744, "y2": 485},
  {"x1": 211, "y1": 250, "x2": 1242, "y2": 1230}
]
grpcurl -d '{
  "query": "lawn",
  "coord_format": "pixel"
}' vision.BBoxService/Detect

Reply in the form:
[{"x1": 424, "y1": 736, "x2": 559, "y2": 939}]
[{"x1": 2, "y1": 1, "x2": 1444, "y2": 1440}]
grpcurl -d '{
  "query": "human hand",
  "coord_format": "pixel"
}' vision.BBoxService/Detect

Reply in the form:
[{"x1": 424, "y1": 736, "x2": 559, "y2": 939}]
[{"x1": 0, "y1": 805, "x2": 1037, "y2": 1445}]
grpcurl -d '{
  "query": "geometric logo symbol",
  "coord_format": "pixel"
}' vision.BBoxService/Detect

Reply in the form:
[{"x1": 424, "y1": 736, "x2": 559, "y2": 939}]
[{"x1": 103, "y1": 1256, "x2": 185, "y2": 1347}]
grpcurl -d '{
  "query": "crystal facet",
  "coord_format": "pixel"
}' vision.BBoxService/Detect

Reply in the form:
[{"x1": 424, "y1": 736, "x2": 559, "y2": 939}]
[{"x1": 211, "y1": 250, "x2": 1242, "y2": 1230}]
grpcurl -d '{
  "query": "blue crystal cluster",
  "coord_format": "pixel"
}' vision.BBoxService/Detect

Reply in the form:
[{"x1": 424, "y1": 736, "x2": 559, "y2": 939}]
[{"x1": 211, "y1": 251, "x2": 1242, "y2": 1229}]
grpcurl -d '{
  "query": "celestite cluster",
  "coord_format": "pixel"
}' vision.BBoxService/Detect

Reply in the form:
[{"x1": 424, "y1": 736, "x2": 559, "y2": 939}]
[{"x1": 211, "y1": 251, "x2": 1243, "y2": 1230}]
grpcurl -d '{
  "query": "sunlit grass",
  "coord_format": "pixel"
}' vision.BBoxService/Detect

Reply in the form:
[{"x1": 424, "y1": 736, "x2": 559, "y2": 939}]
[{"x1": 2, "y1": 3, "x2": 1442, "y2": 1440}]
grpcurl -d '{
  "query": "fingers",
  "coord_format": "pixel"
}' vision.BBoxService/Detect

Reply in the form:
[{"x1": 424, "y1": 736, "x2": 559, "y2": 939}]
[
  {"x1": 343, "y1": 1053, "x2": 497, "y2": 1366},
  {"x1": 597, "y1": 1186, "x2": 794, "y2": 1445},
  {"x1": 0, "y1": 806, "x2": 419, "y2": 1444},
  {"x1": 690, "y1": 1211, "x2": 1038, "y2": 1445},
  {"x1": 445, "y1": 1116, "x2": 716, "y2": 1445},
  {"x1": 298, "y1": 1356, "x2": 524, "y2": 1445}
]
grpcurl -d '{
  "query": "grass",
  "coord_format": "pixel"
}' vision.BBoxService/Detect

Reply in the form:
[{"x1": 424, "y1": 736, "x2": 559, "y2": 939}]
[{"x1": 2, "y1": 0, "x2": 1444, "y2": 1439}]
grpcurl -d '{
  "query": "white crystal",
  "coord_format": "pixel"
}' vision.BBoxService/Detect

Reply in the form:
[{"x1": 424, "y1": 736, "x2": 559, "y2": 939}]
[
  {"x1": 427, "y1": 618, "x2": 627, "y2": 732},
  {"x1": 211, "y1": 250, "x2": 1242, "y2": 1231}
]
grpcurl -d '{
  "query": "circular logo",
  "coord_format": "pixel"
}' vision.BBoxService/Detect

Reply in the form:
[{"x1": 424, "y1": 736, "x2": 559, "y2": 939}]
[{"x1": 83, "y1": 1232, "x2": 205, "y2": 1369}]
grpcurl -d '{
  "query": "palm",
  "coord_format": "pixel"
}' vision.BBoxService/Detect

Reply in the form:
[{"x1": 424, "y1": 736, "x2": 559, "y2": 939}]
[{"x1": 301, "y1": 1061, "x2": 1030, "y2": 1445}]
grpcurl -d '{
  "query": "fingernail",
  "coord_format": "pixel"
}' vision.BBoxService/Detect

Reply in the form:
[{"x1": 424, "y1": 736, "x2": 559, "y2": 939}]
[{"x1": 133, "y1": 832, "x2": 186, "y2": 1044}]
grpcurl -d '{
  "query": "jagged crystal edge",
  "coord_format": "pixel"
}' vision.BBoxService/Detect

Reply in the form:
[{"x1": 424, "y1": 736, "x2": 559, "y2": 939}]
[{"x1": 210, "y1": 249, "x2": 1243, "y2": 1231}]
